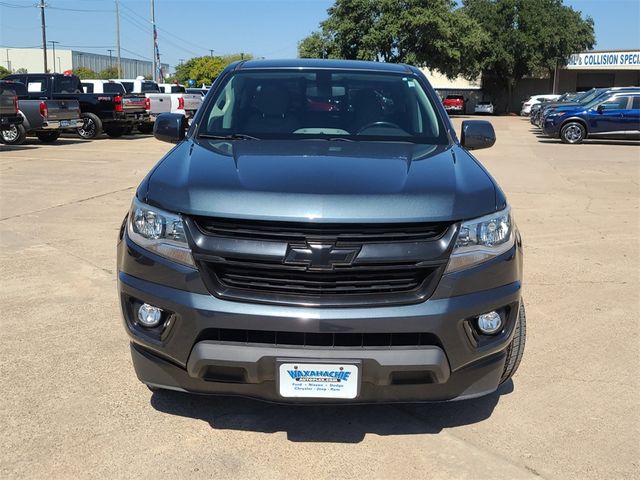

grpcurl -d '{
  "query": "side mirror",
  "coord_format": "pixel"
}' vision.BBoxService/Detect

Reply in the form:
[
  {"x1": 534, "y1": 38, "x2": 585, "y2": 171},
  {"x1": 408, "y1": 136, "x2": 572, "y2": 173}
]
[
  {"x1": 460, "y1": 120, "x2": 496, "y2": 150},
  {"x1": 153, "y1": 113, "x2": 188, "y2": 143},
  {"x1": 597, "y1": 104, "x2": 605, "y2": 114}
]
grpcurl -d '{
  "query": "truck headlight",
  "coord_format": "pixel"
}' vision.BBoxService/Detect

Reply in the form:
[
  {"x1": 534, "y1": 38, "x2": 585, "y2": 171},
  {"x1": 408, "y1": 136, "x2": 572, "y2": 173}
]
[
  {"x1": 127, "y1": 197, "x2": 195, "y2": 267},
  {"x1": 446, "y1": 206, "x2": 515, "y2": 273}
]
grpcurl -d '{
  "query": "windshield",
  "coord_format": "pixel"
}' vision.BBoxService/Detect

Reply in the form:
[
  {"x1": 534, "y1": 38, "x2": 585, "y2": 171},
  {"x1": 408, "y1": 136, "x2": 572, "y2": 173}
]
[
  {"x1": 578, "y1": 89, "x2": 607, "y2": 104},
  {"x1": 198, "y1": 70, "x2": 447, "y2": 143}
]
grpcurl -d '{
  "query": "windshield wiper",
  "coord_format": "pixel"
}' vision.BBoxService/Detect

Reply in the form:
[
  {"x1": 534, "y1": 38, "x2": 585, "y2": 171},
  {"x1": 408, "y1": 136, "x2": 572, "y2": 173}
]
[{"x1": 198, "y1": 133, "x2": 260, "y2": 140}]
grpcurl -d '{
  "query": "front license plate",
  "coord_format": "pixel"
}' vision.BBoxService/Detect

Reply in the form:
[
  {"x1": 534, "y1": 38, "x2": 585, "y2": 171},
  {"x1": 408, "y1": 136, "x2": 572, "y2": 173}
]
[{"x1": 278, "y1": 362, "x2": 359, "y2": 399}]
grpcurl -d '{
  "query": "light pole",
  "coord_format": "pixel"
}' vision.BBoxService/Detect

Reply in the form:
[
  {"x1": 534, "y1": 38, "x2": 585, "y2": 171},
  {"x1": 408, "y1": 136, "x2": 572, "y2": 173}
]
[
  {"x1": 39, "y1": 0, "x2": 48, "y2": 72},
  {"x1": 57, "y1": 56, "x2": 61, "y2": 73},
  {"x1": 107, "y1": 49, "x2": 114, "y2": 67},
  {"x1": 48, "y1": 40, "x2": 59, "y2": 72}
]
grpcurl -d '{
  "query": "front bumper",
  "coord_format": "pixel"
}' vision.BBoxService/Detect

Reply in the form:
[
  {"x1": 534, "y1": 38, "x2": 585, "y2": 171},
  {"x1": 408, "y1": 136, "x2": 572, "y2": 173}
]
[
  {"x1": 117, "y1": 226, "x2": 523, "y2": 403},
  {"x1": 542, "y1": 119, "x2": 561, "y2": 137}
]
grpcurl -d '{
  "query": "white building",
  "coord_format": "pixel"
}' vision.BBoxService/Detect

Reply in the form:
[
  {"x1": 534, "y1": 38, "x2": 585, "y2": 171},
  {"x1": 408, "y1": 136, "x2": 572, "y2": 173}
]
[{"x1": 2, "y1": 47, "x2": 169, "y2": 78}]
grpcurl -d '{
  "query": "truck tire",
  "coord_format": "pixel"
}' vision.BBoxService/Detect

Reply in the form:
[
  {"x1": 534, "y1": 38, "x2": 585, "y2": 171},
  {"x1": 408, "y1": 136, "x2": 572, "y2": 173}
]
[
  {"x1": 1, "y1": 124, "x2": 27, "y2": 145},
  {"x1": 35, "y1": 131, "x2": 61, "y2": 143},
  {"x1": 77, "y1": 113, "x2": 102, "y2": 139},
  {"x1": 137, "y1": 122, "x2": 154, "y2": 134},
  {"x1": 105, "y1": 125, "x2": 125, "y2": 138},
  {"x1": 499, "y1": 303, "x2": 526, "y2": 385},
  {"x1": 560, "y1": 121, "x2": 586, "y2": 144}
]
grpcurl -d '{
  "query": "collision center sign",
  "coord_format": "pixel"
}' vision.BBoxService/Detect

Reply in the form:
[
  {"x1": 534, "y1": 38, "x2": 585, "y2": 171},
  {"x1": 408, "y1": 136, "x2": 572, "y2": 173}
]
[{"x1": 566, "y1": 51, "x2": 640, "y2": 70}]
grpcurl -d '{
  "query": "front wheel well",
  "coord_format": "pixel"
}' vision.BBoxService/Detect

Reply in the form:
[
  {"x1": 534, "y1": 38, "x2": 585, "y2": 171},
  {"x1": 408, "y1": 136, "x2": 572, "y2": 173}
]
[{"x1": 560, "y1": 118, "x2": 588, "y2": 134}]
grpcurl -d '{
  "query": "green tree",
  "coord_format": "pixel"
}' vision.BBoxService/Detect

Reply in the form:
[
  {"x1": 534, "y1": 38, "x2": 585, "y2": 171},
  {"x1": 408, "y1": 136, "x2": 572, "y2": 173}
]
[
  {"x1": 73, "y1": 66, "x2": 98, "y2": 79},
  {"x1": 298, "y1": 31, "x2": 337, "y2": 59},
  {"x1": 0, "y1": 66, "x2": 10, "y2": 79},
  {"x1": 98, "y1": 66, "x2": 119, "y2": 79},
  {"x1": 463, "y1": 0, "x2": 595, "y2": 111},
  {"x1": 175, "y1": 53, "x2": 252, "y2": 86},
  {"x1": 298, "y1": 0, "x2": 488, "y2": 79}
]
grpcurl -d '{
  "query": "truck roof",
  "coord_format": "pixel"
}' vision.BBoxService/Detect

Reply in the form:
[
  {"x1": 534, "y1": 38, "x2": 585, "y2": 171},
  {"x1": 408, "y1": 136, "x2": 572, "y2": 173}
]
[{"x1": 236, "y1": 58, "x2": 414, "y2": 73}]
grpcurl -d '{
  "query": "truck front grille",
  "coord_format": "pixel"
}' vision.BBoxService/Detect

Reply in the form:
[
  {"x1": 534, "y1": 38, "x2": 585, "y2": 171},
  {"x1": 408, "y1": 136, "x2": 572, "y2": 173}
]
[
  {"x1": 198, "y1": 328, "x2": 441, "y2": 349},
  {"x1": 188, "y1": 217, "x2": 454, "y2": 307}
]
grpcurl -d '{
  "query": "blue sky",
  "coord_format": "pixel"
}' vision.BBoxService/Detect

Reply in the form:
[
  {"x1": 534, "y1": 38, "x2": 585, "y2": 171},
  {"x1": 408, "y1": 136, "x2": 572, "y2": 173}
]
[{"x1": 1, "y1": 0, "x2": 638, "y2": 70}]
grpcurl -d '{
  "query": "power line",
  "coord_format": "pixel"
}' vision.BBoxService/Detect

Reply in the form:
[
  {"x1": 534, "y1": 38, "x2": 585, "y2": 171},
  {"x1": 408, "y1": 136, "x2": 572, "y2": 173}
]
[
  {"x1": 0, "y1": 2, "x2": 34, "y2": 8},
  {"x1": 120, "y1": 47, "x2": 152, "y2": 61},
  {"x1": 119, "y1": 1, "x2": 209, "y2": 55},
  {"x1": 47, "y1": 5, "x2": 112, "y2": 13}
]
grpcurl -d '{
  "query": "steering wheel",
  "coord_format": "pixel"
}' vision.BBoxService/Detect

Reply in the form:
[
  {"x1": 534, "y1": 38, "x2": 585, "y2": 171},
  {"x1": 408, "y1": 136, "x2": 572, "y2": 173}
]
[{"x1": 356, "y1": 121, "x2": 403, "y2": 135}]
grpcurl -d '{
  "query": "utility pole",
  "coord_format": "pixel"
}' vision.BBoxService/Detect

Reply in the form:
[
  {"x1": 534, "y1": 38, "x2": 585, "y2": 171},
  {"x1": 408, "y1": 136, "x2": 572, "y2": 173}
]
[
  {"x1": 5, "y1": 49, "x2": 10, "y2": 72},
  {"x1": 151, "y1": 0, "x2": 157, "y2": 81},
  {"x1": 39, "y1": 0, "x2": 48, "y2": 72},
  {"x1": 115, "y1": 0, "x2": 122, "y2": 77},
  {"x1": 48, "y1": 40, "x2": 59, "y2": 72}
]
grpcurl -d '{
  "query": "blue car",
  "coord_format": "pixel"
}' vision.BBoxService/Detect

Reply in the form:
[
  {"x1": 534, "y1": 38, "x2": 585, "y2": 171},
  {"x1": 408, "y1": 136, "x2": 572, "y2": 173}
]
[
  {"x1": 537, "y1": 87, "x2": 639, "y2": 129},
  {"x1": 543, "y1": 90, "x2": 640, "y2": 143}
]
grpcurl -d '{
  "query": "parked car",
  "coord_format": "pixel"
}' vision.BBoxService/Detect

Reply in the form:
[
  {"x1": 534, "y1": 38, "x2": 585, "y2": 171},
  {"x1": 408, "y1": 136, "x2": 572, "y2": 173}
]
[
  {"x1": 442, "y1": 94, "x2": 465, "y2": 114},
  {"x1": 474, "y1": 101, "x2": 494, "y2": 115},
  {"x1": 542, "y1": 90, "x2": 640, "y2": 143},
  {"x1": 81, "y1": 79, "x2": 126, "y2": 95},
  {"x1": 520, "y1": 94, "x2": 561, "y2": 116},
  {"x1": 536, "y1": 87, "x2": 639, "y2": 128},
  {"x1": 4, "y1": 73, "x2": 149, "y2": 139},
  {"x1": 118, "y1": 59, "x2": 525, "y2": 403},
  {"x1": 81, "y1": 80, "x2": 150, "y2": 134},
  {"x1": 145, "y1": 83, "x2": 202, "y2": 123},
  {"x1": 0, "y1": 80, "x2": 81, "y2": 145},
  {"x1": 529, "y1": 97, "x2": 563, "y2": 125},
  {"x1": 114, "y1": 78, "x2": 201, "y2": 132},
  {"x1": 185, "y1": 87, "x2": 209, "y2": 97},
  {"x1": 115, "y1": 78, "x2": 161, "y2": 94},
  {"x1": 0, "y1": 81, "x2": 22, "y2": 133}
]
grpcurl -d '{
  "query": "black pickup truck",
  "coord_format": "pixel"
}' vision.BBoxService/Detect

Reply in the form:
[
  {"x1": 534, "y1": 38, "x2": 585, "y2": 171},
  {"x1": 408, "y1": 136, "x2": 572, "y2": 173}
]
[
  {"x1": 0, "y1": 80, "x2": 81, "y2": 145},
  {"x1": 4, "y1": 73, "x2": 149, "y2": 139},
  {"x1": 0, "y1": 81, "x2": 23, "y2": 133}
]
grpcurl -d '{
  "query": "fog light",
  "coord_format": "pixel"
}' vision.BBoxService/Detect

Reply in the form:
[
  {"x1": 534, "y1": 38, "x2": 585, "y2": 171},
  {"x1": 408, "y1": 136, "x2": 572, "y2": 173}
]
[
  {"x1": 137, "y1": 303, "x2": 162, "y2": 328},
  {"x1": 477, "y1": 310, "x2": 503, "y2": 335}
]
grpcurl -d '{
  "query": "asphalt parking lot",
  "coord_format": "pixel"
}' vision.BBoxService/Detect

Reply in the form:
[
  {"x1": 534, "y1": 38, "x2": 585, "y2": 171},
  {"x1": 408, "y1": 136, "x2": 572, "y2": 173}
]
[{"x1": 1, "y1": 117, "x2": 638, "y2": 479}]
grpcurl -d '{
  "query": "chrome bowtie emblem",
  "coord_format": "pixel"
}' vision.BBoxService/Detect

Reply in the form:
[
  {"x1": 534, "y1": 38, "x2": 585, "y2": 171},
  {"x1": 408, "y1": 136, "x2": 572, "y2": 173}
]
[{"x1": 284, "y1": 243, "x2": 360, "y2": 270}]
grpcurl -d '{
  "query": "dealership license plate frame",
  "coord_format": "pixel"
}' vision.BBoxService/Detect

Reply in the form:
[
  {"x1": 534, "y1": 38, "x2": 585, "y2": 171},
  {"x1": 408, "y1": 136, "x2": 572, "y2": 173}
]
[{"x1": 277, "y1": 359, "x2": 361, "y2": 399}]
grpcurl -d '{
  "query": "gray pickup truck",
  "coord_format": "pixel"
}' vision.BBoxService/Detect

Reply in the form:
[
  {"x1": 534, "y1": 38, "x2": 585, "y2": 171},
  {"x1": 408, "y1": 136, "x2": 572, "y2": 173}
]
[
  {"x1": 0, "y1": 81, "x2": 23, "y2": 133},
  {"x1": 119, "y1": 59, "x2": 525, "y2": 404},
  {"x1": 0, "y1": 80, "x2": 81, "y2": 145}
]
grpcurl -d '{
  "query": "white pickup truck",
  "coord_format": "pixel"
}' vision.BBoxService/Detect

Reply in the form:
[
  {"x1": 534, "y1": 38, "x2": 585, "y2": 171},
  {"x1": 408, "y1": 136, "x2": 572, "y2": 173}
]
[
  {"x1": 113, "y1": 78, "x2": 202, "y2": 125},
  {"x1": 147, "y1": 83, "x2": 202, "y2": 120}
]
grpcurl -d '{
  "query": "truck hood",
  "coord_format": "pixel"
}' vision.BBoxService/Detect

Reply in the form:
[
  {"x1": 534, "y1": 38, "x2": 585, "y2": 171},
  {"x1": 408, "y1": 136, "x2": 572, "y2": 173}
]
[{"x1": 144, "y1": 139, "x2": 498, "y2": 223}]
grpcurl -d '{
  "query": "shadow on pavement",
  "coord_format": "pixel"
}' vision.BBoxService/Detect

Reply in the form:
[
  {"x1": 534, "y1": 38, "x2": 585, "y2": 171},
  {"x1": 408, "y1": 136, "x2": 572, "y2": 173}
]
[
  {"x1": 0, "y1": 144, "x2": 39, "y2": 151},
  {"x1": 537, "y1": 138, "x2": 640, "y2": 147},
  {"x1": 149, "y1": 380, "x2": 512, "y2": 443}
]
